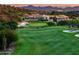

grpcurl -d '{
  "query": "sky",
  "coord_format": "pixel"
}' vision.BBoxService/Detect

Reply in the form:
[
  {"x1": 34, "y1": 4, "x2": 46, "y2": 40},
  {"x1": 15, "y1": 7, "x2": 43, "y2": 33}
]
[{"x1": 10, "y1": 4, "x2": 79, "y2": 7}]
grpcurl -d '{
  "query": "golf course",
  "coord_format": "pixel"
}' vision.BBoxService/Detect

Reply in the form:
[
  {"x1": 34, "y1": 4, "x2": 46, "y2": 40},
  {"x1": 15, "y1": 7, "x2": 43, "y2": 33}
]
[{"x1": 12, "y1": 22, "x2": 79, "y2": 55}]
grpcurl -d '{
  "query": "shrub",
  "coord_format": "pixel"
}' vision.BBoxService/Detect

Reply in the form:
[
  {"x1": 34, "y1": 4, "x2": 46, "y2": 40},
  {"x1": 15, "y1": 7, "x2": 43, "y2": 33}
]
[
  {"x1": 6, "y1": 21, "x2": 17, "y2": 30},
  {"x1": 0, "y1": 21, "x2": 18, "y2": 50},
  {"x1": 38, "y1": 17, "x2": 47, "y2": 22},
  {"x1": 0, "y1": 29, "x2": 18, "y2": 50},
  {"x1": 57, "y1": 20, "x2": 68, "y2": 26},
  {"x1": 0, "y1": 21, "x2": 17, "y2": 30},
  {"x1": 67, "y1": 19, "x2": 79, "y2": 28},
  {"x1": 47, "y1": 21, "x2": 56, "y2": 26}
]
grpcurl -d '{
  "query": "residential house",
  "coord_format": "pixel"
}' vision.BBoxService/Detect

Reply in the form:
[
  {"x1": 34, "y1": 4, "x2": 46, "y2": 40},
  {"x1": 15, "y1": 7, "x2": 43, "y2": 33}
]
[
  {"x1": 24, "y1": 14, "x2": 69, "y2": 21},
  {"x1": 24, "y1": 14, "x2": 43, "y2": 21},
  {"x1": 42, "y1": 15, "x2": 69, "y2": 21}
]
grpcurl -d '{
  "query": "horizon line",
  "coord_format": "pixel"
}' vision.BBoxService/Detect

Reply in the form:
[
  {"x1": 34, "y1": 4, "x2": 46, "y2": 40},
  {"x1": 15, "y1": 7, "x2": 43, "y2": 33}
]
[{"x1": 9, "y1": 4, "x2": 79, "y2": 7}]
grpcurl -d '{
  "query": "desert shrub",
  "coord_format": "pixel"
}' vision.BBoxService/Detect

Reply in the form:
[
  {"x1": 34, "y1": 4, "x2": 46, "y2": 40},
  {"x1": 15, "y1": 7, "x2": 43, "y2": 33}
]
[
  {"x1": 2, "y1": 21, "x2": 17, "y2": 30},
  {"x1": 0, "y1": 29, "x2": 18, "y2": 50},
  {"x1": 6, "y1": 21, "x2": 17, "y2": 30},
  {"x1": 0, "y1": 21, "x2": 18, "y2": 50},
  {"x1": 57, "y1": 20, "x2": 68, "y2": 26},
  {"x1": 67, "y1": 19, "x2": 79, "y2": 28},
  {"x1": 38, "y1": 17, "x2": 47, "y2": 22},
  {"x1": 47, "y1": 21, "x2": 56, "y2": 26}
]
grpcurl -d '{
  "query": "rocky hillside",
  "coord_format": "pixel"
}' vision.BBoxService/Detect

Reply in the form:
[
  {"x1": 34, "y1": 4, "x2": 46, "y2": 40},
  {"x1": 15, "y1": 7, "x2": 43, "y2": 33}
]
[{"x1": 0, "y1": 4, "x2": 32, "y2": 22}]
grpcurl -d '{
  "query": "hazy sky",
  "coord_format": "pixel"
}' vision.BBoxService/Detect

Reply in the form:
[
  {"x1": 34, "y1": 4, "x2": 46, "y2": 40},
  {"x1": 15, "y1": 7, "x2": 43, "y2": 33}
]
[{"x1": 10, "y1": 4, "x2": 79, "y2": 7}]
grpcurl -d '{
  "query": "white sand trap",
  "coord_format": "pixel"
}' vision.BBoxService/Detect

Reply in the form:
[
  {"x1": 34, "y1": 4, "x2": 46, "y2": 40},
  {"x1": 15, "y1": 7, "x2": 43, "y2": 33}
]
[
  {"x1": 75, "y1": 34, "x2": 79, "y2": 37},
  {"x1": 63, "y1": 30, "x2": 79, "y2": 33}
]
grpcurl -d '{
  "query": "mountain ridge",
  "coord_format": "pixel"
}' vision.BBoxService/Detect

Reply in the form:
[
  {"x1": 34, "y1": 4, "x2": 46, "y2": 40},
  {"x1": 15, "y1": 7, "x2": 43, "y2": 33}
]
[{"x1": 20, "y1": 5, "x2": 79, "y2": 11}]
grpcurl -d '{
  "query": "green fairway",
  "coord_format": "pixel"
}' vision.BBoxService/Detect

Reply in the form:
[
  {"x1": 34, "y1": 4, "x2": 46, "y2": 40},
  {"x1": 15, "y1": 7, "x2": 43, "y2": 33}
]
[
  {"x1": 28, "y1": 22, "x2": 48, "y2": 28},
  {"x1": 12, "y1": 25, "x2": 79, "y2": 55}
]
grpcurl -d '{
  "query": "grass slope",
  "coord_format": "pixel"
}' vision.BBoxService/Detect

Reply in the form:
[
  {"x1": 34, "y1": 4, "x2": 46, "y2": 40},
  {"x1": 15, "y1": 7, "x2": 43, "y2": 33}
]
[{"x1": 13, "y1": 26, "x2": 79, "y2": 55}]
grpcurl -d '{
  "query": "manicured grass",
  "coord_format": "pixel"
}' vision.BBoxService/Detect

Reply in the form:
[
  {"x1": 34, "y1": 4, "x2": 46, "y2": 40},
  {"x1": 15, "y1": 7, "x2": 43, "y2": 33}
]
[
  {"x1": 13, "y1": 26, "x2": 79, "y2": 55},
  {"x1": 28, "y1": 22, "x2": 47, "y2": 27}
]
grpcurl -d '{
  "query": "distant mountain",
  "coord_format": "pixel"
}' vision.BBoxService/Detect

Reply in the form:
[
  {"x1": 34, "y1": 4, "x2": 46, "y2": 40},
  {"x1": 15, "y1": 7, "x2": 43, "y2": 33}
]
[
  {"x1": 63, "y1": 6, "x2": 79, "y2": 11},
  {"x1": 21, "y1": 5, "x2": 62, "y2": 11},
  {"x1": 20, "y1": 5, "x2": 79, "y2": 11}
]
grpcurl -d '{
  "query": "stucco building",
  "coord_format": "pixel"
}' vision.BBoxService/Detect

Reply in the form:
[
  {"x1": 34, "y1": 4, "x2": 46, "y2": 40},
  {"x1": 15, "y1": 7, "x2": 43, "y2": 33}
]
[
  {"x1": 24, "y1": 14, "x2": 69, "y2": 21},
  {"x1": 42, "y1": 15, "x2": 69, "y2": 21}
]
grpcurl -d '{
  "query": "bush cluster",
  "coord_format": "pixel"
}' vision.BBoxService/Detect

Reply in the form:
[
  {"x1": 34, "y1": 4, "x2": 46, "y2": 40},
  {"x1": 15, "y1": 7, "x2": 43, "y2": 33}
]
[
  {"x1": 0, "y1": 21, "x2": 18, "y2": 50},
  {"x1": 47, "y1": 19, "x2": 79, "y2": 28},
  {"x1": 47, "y1": 21, "x2": 56, "y2": 26}
]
